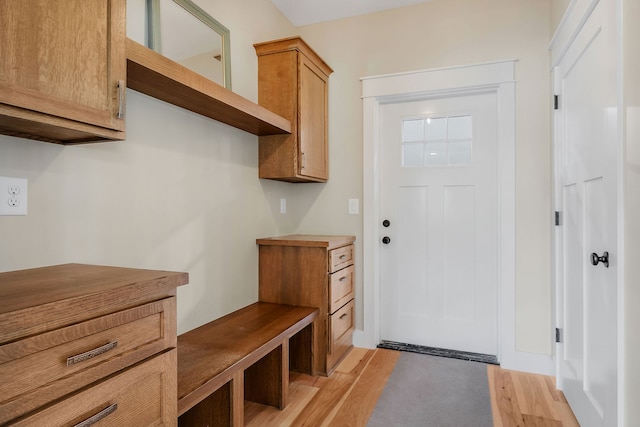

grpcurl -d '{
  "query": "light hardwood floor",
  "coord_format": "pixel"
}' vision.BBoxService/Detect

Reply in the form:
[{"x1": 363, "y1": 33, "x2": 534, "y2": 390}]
[
  {"x1": 488, "y1": 364, "x2": 580, "y2": 426},
  {"x1": 245, "y1": 347, "x2": 580, "y2": 427}
]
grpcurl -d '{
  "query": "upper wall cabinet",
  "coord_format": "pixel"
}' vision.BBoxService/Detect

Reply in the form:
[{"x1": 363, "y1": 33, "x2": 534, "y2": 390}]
[
  {"x1": 0, "y1": 0, "x2": 127, "y2": 144},
  {"x1": 255, "y1": 37, "x2": 333, "y2": 183}
]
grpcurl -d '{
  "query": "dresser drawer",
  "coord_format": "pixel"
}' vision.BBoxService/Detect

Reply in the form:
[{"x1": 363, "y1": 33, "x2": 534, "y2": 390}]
[
  {"x1": 329, "y1": 244, "x2": 354, "y2": 272},
  {"x1": 0, "y1": 297, "x2": 176, "y2": 424},
  {"x1": 329, "y1": 299, "x2": 354, "y2": 354},
  {"x1": 11, "y1": 349, "x2": 177, "y2": 427},
  {"x1": 329, "y1": 265, "x2": 354, "y2": 314}
]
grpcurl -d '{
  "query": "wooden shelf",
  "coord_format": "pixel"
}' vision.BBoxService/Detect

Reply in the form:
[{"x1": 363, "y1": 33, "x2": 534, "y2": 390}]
[{"x1": 125, "y1": 39, "x2": 291, "y2": 136}]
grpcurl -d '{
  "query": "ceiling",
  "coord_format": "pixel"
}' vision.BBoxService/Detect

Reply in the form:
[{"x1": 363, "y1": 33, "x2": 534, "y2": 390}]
[{"x1": 270, "y1": 0, "x2": 435, "y2": 26}]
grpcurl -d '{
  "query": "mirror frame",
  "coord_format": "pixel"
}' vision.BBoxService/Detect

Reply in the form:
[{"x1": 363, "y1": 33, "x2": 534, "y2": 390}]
[{"x1": 146, "y1": 0, "x2": 232, "y2": 89}]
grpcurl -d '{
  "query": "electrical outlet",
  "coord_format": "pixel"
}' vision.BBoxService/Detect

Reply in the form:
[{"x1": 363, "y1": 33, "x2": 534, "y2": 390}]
[
  {"x1": 0, "y1": 176, "x2": 28, "y2": 215},
  {"x1": 280, "y1": 198, "x2": 286, "y2": 214}
]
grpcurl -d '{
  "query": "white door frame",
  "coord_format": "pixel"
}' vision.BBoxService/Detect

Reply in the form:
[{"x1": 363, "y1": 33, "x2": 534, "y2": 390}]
[{"x1": 358, "y1": 60, "x2": 552, "y2": 373}]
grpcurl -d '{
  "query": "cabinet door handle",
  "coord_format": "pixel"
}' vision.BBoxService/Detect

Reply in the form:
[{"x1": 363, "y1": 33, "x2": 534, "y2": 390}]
[
  {"x1": 116, "y1": 80, "x2": 126, "y2": 119},
  {"x1": 73, "y1": 403, "x2": 118, "y2": 427},
  {"x1": 67, "y1": 341, "x2": 118, "y2": 366},
  {"x1": 301, "y1": 151, "x2": 306, "y2": 169}
]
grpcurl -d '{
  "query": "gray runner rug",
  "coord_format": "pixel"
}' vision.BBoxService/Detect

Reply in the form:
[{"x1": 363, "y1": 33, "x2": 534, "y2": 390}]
[{"x1": 367, "y1": 352, "x2": 493, "y2": 427}]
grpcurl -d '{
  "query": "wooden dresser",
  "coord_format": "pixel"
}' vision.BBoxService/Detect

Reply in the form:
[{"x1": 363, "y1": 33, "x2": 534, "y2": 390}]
[
  {"x1": 256, "y1": 235, "x2": 355, "y2": 376},
  {"x1": 0, "y1": 263, "x2": 188, "y2": 426}
]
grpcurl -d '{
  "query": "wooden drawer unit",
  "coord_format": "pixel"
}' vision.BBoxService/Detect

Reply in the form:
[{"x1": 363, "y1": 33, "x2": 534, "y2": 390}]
[
  {"x1": 329, "y1": 245, "x2": 354, "y2": 272},
  {"x1": 330, "y1": 299, "x2": 355, "y2": 350},
  {"x1": 0, "y1": 298, "x2": 175, "y2": 421},
  {"x1": 0, "y1": 264, "x2": 188, "y2": 426},
  {"x1": 11, "y1": 350, "x2": 177, "y2": 427},
  {"x1": 328, "y1": 300, "x2": 355, "y2": 369},
  {"x1": 329, "y1": 264, "x2": 354, "y2": 314},
  {"x1": 257, "y1": 235, "x2": 356, "y2": 376}
]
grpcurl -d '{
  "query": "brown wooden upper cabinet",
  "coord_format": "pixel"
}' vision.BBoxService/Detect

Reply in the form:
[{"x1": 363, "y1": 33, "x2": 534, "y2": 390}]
[
  {"x1": 254, "y1": 37, "x2": 333, "y2": 182},
  {"x1": 0, "y1": 0, "x2": 126, "y2": 144}
]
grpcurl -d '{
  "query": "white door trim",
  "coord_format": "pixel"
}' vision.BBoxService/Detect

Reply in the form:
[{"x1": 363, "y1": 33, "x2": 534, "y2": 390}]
[{"x1": 357, "y1": 60, "x2": 553, "y2": 374}]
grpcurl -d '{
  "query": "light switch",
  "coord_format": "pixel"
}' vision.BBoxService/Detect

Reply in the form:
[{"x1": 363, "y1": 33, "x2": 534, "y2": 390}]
[{"x1": 348, "y1": 198, "x2": 359, "y2": 215}]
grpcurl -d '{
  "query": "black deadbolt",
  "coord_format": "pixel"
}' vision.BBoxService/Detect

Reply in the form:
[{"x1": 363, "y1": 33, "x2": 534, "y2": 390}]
[
  {"x1": 382, "y1": 219, "x2": 391, "y2": 227},
  {"x1": 382, "y1": 236, "x2": 391, "y2": 244}
]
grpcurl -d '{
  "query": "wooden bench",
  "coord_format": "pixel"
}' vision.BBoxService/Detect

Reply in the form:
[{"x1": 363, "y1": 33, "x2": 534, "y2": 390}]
[{"x1": 176, "y1": 302, "x2": 318, "y2": 426}]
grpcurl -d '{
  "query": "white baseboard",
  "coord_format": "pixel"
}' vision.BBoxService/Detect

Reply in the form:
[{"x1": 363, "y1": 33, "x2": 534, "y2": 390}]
[
  {"x1": 499, "y1": 351, "x2": 555, "y2": 376},
  {"x1": 352, "y1": 329, "x2": 376, "y2": 349}
]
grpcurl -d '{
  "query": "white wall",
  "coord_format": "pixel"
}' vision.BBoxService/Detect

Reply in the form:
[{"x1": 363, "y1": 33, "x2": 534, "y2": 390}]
[
  {"x1": 0, "y1": 0, "x2": 555, "y2": 358},
  {"x1": 550, "y1": 0, "x2": 571, "y2": 34},
  {"x1": 297, "y1": 0, "x2": 553, "y2": 356}
]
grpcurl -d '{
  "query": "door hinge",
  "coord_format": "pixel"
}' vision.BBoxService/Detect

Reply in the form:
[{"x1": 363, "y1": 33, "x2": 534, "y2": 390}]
[
  {"x1": 555, "y1": 211, "x2": 561, "y2": 226},
  {"x1": 555, "y1": 327, "x2": 562, "y2": 343},
  {"x1": 554, "y1": 95, "x2": 559, "y2": 110}
]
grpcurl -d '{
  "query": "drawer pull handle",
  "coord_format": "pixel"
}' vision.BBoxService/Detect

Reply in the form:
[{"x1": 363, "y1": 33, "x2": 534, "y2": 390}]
[
  {"x1": 67, "y1": 341, "x2": 118, "y2": 366},
  {"x1": 73, "y1": 403, "x2": 118, "y2": 427},
  {"x1": 340, "y1": 313, "x2": 348, "y2": 320},
  {"x1": 339, "y1": 255, "x2": 346, "y2": 260},
  {"x1": 339, "y1": 276, "x2": 347, "y2": 281}
]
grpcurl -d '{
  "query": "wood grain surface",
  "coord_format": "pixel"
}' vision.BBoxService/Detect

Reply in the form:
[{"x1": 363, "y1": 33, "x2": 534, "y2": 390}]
[
  {"x1": 126, "y1": 38, "x2": 290, "y2": 136},
  {"x1": 176, "y1": 302, "x2": 317, "y2": 416},
  {"x1": 246, "y1": 348, "x2": 580, "y2": 427},
  {"x1": 488, "y1": 364, "x2": 579, "y2": 426}
]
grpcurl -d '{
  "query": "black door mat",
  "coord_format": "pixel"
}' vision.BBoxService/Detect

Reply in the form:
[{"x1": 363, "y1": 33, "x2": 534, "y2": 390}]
[{"x1": 377, "y1": 340, "x2": 499, "y2": 365}]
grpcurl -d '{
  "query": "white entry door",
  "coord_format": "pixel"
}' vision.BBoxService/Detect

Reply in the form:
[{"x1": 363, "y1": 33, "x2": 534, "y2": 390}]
[
  {"x1": 379, "y1": 91, "x2": 498, "y2": 356},
  {"x1": 554, "y1": 0, "x2": 618, "y2": 425}
]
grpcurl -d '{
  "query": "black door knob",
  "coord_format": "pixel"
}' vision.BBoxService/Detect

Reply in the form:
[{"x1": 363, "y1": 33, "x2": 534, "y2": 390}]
[
  {"x1": 382, "y1": 236, "x2": 391, "y2": 244},
  {"x1": 590, "y1": 251, "x2": 609, "y2": 268},
  {"x1": 382, "y1": 219, "x2": 391, "y2": 227}
]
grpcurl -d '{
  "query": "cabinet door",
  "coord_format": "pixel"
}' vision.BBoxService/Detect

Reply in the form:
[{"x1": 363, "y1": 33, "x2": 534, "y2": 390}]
[
  {"x1": 298, "y1": 55, "x2": 328, "y2": 181},
  {"x1": 0, "y1": 0, "x2": 126, "y2": 132}
]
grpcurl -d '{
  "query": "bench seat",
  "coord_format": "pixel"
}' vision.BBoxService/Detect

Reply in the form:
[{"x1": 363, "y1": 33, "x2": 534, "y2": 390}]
[{"x1": 177, "y1": 302, "x2": 318, "y2": 426}]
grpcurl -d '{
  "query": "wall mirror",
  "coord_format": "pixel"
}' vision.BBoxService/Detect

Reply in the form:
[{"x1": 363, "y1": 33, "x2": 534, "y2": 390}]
[{"x1": 127, "y1": 0, "x2": 231, "y2": 89}]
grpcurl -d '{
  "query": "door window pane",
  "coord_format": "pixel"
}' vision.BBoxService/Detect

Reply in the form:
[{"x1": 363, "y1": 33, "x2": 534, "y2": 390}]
[
  {"x1": 402, "y1": 119, "x2": 424, "y2": 142},
  {"x1": 426, "y1": 117, "x2": 447, "y2": 141},
  {"x1": 425, "y1": 143, "x2": 447, "y2": 166},
  {"x1": 401, "y1": 115, "x2": 473, "y2": 167}
]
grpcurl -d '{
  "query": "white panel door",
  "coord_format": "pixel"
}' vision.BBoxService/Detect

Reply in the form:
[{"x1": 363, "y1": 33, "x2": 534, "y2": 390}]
[
  {"x1": 379, "y1": 91, "x2": 498, "y2": 355},
  {"x1": 555, "y1": 0, "x2": 618, "y2": 425}
]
